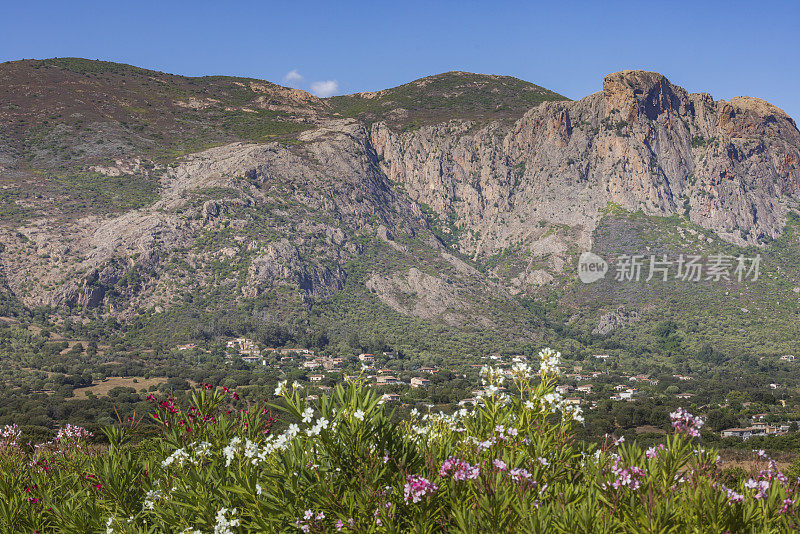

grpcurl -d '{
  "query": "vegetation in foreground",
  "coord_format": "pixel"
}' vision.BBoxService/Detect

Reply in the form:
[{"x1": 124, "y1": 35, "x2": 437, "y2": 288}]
[{"x1": 0, "y1": 349, "x2": 798, "y2": 533}]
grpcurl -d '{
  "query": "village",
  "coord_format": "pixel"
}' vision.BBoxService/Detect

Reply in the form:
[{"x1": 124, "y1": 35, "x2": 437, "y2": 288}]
[{"x1": 173, "y1": 339, "x2": 799, "y2": 440}]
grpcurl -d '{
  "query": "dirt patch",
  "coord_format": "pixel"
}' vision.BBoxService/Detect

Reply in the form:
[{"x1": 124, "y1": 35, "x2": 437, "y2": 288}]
[{"x1": 73, "y1": 376, "x2": 165, "y2": 398}]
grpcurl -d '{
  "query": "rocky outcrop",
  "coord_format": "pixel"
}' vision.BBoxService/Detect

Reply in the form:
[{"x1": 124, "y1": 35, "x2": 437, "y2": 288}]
[
  {"x1": 0, "y1": 69, "x2": 797, "y2": 330},
  {"x1": 593, "y1": 307, "x2": 641, "y2": 336},
  {"x1": 366, "y1": 268, "x2": 463, "y2": 323},
  {"x1": 370, "y1": 71, "x2": 800, "y2": 257},
  {"x1": 243, "y1": 240, "x2": 346, "y2": 298}
]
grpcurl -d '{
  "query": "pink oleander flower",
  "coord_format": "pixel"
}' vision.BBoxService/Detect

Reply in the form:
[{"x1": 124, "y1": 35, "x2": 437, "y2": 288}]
[
  {"x1": 780, "y1": 498, "x2": 795, "y2": 514},
  {"x1": 439, "y1": 457, "x2": 480, "y2": 480},
  {"x1": 374, "y1": 505, "x2": 392, "y2": 525},
  {"x1": 0, "y1": 424, "x2": 21, "y2": 448},
  {"x1": 477, "y1": 437, "x2": 496, "y2": 451},
  {"x1": 758, "y1": 459, "x2": 789, "y2": 485},
  {"x1": 646, "y1": 444, "x2": 665, "y2": 459},
  {"x1": 403, "y1": 475, "x2": 438, "y2": 503},
  {"x1": 55, "y1": 424, "x2": 93, "y2": 445},
  {"x1": 718, "y1": 484, "x2": 744, "y2": 505},
  {"x1": 745, "y1": 479, "x2": 771, "y2": 500},
  {"x1": 608, "y1": 457, "x2": 645, "y2": 491},
  {"x1": 509, "y1": 467, "x2": 532, "y2": 483},
  {"x1": 670, "y1": 407, "x2": 704, "y2": 438},
  {"x1": 493, "y1": 459, "x2": 507, "y2": 471},
  {"x1": 158, "y1": 399, "x2": 179, "y2": 414}
]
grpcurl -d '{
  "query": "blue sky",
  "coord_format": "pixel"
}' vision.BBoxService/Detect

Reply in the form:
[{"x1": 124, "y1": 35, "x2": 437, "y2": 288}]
[{"x1": 2, "y1": 1, "x2": 799, "y2": 119}]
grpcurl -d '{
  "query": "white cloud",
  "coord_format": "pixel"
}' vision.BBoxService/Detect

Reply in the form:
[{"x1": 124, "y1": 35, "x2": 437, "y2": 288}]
[
  {"x1": 310, "y1": 80, "x2": 339, "y2": 98},
  {"x1": 282, "y1": 69, "x2": 304, "y2": 87}
]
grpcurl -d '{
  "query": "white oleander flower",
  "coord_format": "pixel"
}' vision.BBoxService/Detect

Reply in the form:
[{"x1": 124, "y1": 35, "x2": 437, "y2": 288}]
[
  {"x1": 143, "y1": 489, "x2": 163, "y2": 510},
  {"x1": 214, "y1": 508, "x2": 240, "y2": 534},
  {"x1": 538, "y1": 348, "x2": 561, "y2": 376},
  {"x1": 302, "y1": 407, "x2": 314, "y2": 423}
]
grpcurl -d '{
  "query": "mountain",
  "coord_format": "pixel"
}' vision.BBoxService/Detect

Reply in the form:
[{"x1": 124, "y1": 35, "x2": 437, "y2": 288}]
[
  {"x1": 327, "y1": 71, "x2": 568, "y2": 127},
  {"x1": 0, "y1": 58, "x2": 798, "y2": 357}
]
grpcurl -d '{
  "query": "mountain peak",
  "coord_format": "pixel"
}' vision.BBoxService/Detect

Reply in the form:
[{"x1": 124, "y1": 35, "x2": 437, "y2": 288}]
[
  {"x1": 602, "y1": 70, "x2": 683, "y2": 120},
  {"x1": 328, "y1": 71, "x2": 568, "y2": 127}
]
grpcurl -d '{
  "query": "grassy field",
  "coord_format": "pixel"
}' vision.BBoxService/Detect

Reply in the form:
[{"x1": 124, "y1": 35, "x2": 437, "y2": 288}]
[{"x1": 73, "y1": 376, "x2": 166, "y2": 398}]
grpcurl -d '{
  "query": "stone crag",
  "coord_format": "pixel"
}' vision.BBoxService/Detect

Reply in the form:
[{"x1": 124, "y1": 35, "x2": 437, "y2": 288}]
[{"x1": 0, "y1": 62, "x2": 798, "y2": 334}]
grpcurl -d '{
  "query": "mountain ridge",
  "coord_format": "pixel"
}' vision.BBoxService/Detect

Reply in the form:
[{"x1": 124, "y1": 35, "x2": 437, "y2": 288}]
[{"x1": 0, "y1": 58, "x2": 798, "y2": 356}]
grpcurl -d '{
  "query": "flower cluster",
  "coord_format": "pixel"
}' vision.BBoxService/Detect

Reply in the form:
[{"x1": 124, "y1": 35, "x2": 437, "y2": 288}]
[
  {"x1": 157, "y1": 399, "x2": 179, "y2": 415},
  {"x1": 214, "y1": 508, "x2": 240, "y2": 534},
  {"x1": 645, "y1": 443, "x2": 665, "y2": 459},
  {"x1": 161, "y1": 441, "x2": 214, "y2": 469},
  {"x1": 0, "y1": 423, "x2": 21, "y2": 448},
  {"x1": 55, "y1": 424, "x2": 93, "y2": 445},
  {"x1": 538, "y1": 348, "x2": 561, "y2": 376},
  {"x1": 508, "y1": 467, "x2": 533, "y2": 483},
  {"x1": 479, "y1": 365, "x2": 505, "y2": 385},
  {"x1": 439, "y1": 457, "x2": 480, "y2": 480},
  {"x1": 143, "y1": 489, "x2": 163, "y2": 510},
  {"x1": 306, "y1": 417, "x2": 330, "y2": 437},
  {"x1": 274, "y1": 380, "x2": 304, "y2": 397},
  {"x1": 738, "y1": 450, "x2": 793, "y2": 502},
  {"x1": 745, "y1": 478, "x2": 772, "y2": 500},
  {"x1": 669, "y1": 407, "x2": 704, "y2": 438},
  {"x1": 510, "y1": 362, "x2": 532, "y2": 379},
  {"x1": 604, "y1": 457, "x2": 646, "y2": 491},
  {"x1": 717, "y1": 484, "x2": 745, "y2": 505},
  {"x1": 403, "y1": 475, "x2": 438, "y2": 504},
  {"x1": 295, "y1": 509, "x2": 327, "y2": 533}
]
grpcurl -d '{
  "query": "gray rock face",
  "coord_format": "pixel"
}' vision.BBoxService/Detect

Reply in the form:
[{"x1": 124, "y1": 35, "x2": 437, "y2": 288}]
[
  {"x1": 0, "y1": 71, "x2": 797, "y2": 327},
  {"x1": 244, "y1": 239, "x2": 346, "y2": 298},
  {"x1": 0, "y1": 121, "x2": 426, "y2": 315},
  {"x1": 593, "y1": 307, "x2": 641, "y2": 336},
  {"x1": 370, "y1": 71, "x2": 800, "y2": 255}
]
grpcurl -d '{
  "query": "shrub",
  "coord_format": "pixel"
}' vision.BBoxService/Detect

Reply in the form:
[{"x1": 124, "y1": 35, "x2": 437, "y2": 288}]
[{"x1": 0, "y1": 349, "x2": 798, "y2": 532}]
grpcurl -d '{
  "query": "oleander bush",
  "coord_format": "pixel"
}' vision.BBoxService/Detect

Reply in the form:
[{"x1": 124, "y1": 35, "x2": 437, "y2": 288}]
[{"x1": 0, "y1": 349, "x2": 798, "y2": 533}]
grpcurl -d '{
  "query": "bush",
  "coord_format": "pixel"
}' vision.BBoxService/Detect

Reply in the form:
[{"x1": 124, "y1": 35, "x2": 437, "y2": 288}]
[{"x1": 0, "y1": 349, "x2": 798, "y2": 532}]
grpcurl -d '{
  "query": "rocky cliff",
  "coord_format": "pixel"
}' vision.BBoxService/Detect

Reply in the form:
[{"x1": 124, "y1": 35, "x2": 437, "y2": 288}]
[
  {"x1": 0, "y1": 61, "x2": 798, "y2": 348},
  {"x1": 370, "y1": 70, "x2": 800, "y2": 256}
]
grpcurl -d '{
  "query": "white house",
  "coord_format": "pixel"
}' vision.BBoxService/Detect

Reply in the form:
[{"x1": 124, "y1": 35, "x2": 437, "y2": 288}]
[
  {"x1": 410, "y1": 377, "x2": 431, "y2": 388},
  {"x1": 377, "y1": 375, "x2": 400, "y2": 385}
]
